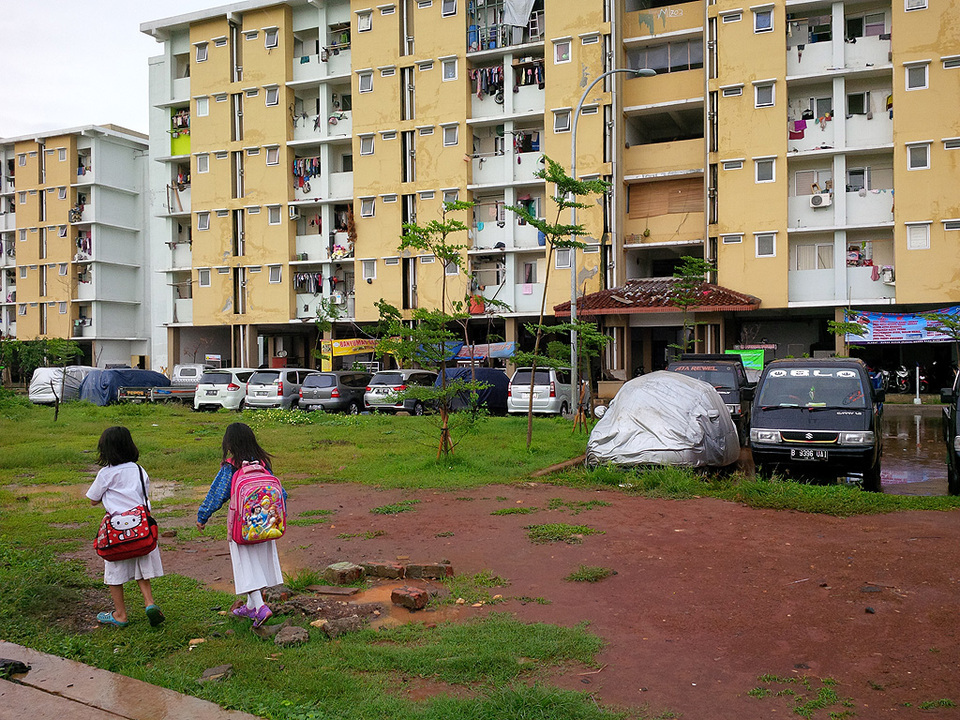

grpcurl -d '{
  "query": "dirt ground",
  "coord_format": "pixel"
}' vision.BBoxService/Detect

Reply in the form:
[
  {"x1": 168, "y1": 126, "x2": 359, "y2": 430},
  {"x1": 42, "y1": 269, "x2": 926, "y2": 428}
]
[{"x1": 90, "y1": 481, "x2": 960, "y2": 719}]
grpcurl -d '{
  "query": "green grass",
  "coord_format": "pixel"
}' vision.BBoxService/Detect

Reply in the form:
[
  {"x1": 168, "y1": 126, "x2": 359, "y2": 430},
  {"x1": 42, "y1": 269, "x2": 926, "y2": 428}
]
[
  {"x1": 284, "y1": 568, "x2": 324, "y2": 592},
  {"x1": 564, "y1": 565, "x2": 615, "y2": 583},
  {"x1": 747, "y1": 674, "x2": 854, "y2": 718},
  {"x1": 547, "y1": 498, "x2": 611, "y2": 515},
  {"x1": 370, "y1": 499, "x2": 420, "y2": 514},
  {"x1": 490, "y1": 506, "x2": 537, "y2": 515},
  {"x1": 336, "y1": 530, "x2": 385, "y2": 540},
  {"x1": 438, "y1": 570, "x2": 508, "y2": 606},
  {"x1": 525, "y1": 524, "x2": 603, "y2": 544}
]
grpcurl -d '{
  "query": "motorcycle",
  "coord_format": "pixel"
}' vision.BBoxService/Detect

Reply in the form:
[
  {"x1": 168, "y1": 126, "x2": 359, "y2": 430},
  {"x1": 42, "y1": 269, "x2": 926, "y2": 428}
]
[
  {"x1": 917, "y1": 365, "x2": 930, "y2": 394},
  {"x1": 877, "y1": 368, "x2": 892, "y2": 392},
  {"x1": 895, "y1": 365, "x2": 911, "y2": 393}
]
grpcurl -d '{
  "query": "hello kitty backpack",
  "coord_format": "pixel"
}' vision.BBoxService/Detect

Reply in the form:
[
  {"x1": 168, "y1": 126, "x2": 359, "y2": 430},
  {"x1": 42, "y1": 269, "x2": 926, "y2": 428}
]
[{"x1": 227, "y1": 461, "x2": 286, "y2": 545}]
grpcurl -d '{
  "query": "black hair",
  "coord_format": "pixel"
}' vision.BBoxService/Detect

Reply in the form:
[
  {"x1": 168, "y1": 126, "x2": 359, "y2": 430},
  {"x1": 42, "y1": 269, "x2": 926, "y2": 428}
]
[
  {"x1": 221, "y1": 422, "x2": 272, "y2": 468},
  {"x1": 97, "y1": 426, "x2": 140, "y2": 467}
]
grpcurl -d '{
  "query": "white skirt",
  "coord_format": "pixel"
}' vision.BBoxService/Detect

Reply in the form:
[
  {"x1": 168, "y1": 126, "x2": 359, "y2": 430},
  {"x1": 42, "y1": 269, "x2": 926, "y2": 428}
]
[
  {"x1": 103, "y1": 546, "x2": 164, "y2": 585},
  {"x1": 229, "y1": 539, "x2": 283, "y2": 595}
]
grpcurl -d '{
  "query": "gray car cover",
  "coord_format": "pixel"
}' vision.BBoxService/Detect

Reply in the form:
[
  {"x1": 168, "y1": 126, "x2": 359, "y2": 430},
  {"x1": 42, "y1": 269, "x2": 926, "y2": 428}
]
[
  {"x1": 586, "y1": 371, "x2": 740, "y2": 469},
  {"x1": 28, "y1": 366, "x2": 97, "y2": 404}
]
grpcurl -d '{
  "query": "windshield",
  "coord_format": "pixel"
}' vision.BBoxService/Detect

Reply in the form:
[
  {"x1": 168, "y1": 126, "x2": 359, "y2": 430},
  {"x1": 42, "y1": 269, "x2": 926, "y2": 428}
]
[
  {"x1": 757, "y1": 367, "x2": 868, "y2": 409},
  {"x1": 512, "y1": 370, "x2": 551, "y2": 385},
  {"x1": 199, "y1": 372, "x2": 231, "y2": 385},
  {"x1": 303, "y1": 375, "x2": 336, "y2": 388},
  {"x1": 370, "y1": 373, "x2": 403, "y2": 385},
  {"x1": 669, "y1": 364, "x2": 737, "y2": 389},
  {"x1": 249, "y1": 371, "x2": 280, "y2": 385}
]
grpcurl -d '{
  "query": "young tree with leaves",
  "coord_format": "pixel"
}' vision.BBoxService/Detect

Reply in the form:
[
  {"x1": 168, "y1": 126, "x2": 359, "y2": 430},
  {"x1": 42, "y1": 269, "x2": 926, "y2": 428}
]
[
  {"x1": 507, "y1": 156, "x2": 610, "y2": 448},
  {"x1": 668, "y1": 256, "x2": 717, "y2": 359},
  {"x1": 44, "y1": 337, "x2": 82, "y2": 421}
]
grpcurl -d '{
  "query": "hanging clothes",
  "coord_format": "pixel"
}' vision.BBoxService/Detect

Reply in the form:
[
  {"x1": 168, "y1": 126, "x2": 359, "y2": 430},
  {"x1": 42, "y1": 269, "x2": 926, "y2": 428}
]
[
  {"x1": 292, "y1": 157, "x2": 322, "y2": 188},
  {"x1": 470, "y1": 67, "x2": 504, "y2": 99}
]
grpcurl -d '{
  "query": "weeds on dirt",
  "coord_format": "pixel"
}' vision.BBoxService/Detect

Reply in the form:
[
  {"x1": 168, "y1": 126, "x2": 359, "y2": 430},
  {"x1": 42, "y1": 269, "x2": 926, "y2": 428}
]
[
  {"x1": 435, "y1": 531, "x2": 455, "y2": 537},
  {"x1": 370, "y1": 499, "x2": 420, "y2": 514},
  {"x1": 285, "y1": 569, "x2": 323, "y2": 592},
  {"x1": 548, "y1": 498, "x2": 611, "y2": 515},
  {"x1": 526, "y1": 523, "x2": 603, "y2": 544},
  {"x1": 491, "y1": 506, "x2": 537, "y2": 515},
  {"x1": 564, "y1": 565, "x2": 615, "y2": 583},
  {"x1": 748, "y1": 674, "x2": 854, "y2": 718},
  {"x1": 516, "y1": 596, "x2": 552, "y2": 605},
  {"x1": 336, "y1": 530, "x2": 385, "y2": 540},
  {"x1": 437, "y1": 570, "x2": 508, "y2": 606},
  {"x1": 919, "y1": 699, "x2": 956, "y2": 709}
]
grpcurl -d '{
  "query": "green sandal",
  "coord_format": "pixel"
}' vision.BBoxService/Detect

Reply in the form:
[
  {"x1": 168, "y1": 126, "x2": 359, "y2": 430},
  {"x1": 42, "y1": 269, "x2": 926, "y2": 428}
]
[{"x1": 145, "y1": 605, "x2": 166, "y2": 627}]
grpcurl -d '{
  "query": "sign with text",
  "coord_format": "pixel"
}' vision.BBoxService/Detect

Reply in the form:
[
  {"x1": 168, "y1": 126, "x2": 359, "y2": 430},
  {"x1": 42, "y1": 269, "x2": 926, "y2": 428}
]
[{"x1": 845, "y1": 307, "x2": 960, "y2": 344}]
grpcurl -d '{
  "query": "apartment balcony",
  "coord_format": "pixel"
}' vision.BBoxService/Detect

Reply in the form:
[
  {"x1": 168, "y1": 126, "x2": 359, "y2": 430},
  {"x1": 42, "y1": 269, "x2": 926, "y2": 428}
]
[
  {"x1": 788, "y1": 266, "x2": 895, "y2": 304},
  {"x1": 164, "y1": 184, "x2": 191, "y2": 216},
  {"x1": 2, "y1": 176, "x2": 14, "y2": 194},
  {"x1": 844, "y1": 34, "x2": 891, "y2": 71},
  {"x1": 476, "y1": 280, "x2": 544, "y2": 315},
  {"x1": 292, "y1": 111, "x2": 353, "y2": 142},
  {"x1": 846, "y1": 189, "x2": 894, "y2": 226},
  {"x1": 294, "y1": 234, "x2": 332, "y2": 263},
  {"x1": 295, "y1": 292, "x2": 326, "y2": 320},
  {"x1": 76, "y1": 276, "x2": 96, "y2": 301},
  {"x1": 471, "y1": 150, "x2": 543, "y2": 186},
  {"x1": 622, "y1": 212, "x2": 705, "y2": 246},
  {"x1": 846, "y1": 112, "x2": 892, "y2": 148},
  {"x1": 173, "y1": 298, "x2": 193, "y2": 324},
  {"x1": 788, "y1": 196, "x2": 835, "y2": 229},
  {"x1": 622, "y1": 1, "x2": 704, "y2": 40},
  {"x1": 1, "y1": 248, "x2": 14, "y2": 268},
  {"x1": 72, "y1": 315, "x2": 94, "y2": 338},
  {"x1": 624, "y1": 138, "x2": 702, "y2": 177},
  {"x1": 622, "y1": 70, "x2": 702, "y2": 109},
  {"x1": 167, "y1": 242, "x2": 192, "y2": 268},
  {"x1": 0, "y1": 211, "x2": 14, "y2": 232},
  {"x1": 786, "y1": 117, "x2": 835, "y2": 153},
  {"x1": 292, "y1": 48, "x2": 351, "y2": 83},
  {"x1": 786, "y1": 40, "x2": 833, "y2": 77},
  {"x1": 329, "y1": 170, "x2": 353, "y2": 199},
  {"x1": 172, "y1": 76, "x2": 190, "y2": 101}
]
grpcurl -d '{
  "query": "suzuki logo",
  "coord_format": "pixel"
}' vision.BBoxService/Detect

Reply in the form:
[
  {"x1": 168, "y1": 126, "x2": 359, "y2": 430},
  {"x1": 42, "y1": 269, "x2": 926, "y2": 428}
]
[{"x1": 805, "y1": 433, "x2": 814, "y2": 440}]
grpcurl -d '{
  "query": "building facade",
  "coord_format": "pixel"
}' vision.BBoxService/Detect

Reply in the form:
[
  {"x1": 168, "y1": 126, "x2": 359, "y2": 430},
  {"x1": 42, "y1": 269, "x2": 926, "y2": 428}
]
[
  {"x1": 140, "y1": 0, "x2": 960, "y2": 374},
  {"x1": 0, "y1": 126, "x2": 151, "y2": 368}
]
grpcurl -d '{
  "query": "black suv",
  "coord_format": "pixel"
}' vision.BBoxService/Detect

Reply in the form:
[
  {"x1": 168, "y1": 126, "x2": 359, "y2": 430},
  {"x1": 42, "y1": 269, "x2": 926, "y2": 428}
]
[
  {"x1": 940, "y1": 378, "x2": 960, "y2": 494},
  {"x1": 750, "y1": 358, "x2": 884, "y2": 490},
  {"x1": 667, "y1": 354, "x2": 754, "y2": 444}
]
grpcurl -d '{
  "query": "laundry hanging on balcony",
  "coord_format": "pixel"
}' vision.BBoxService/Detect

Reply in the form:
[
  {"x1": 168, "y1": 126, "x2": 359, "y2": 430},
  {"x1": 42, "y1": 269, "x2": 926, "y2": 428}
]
[
  {"x1": 513, "y1": 63, "x2": 543, "y2": 89},
  {"x1": 470, "y1": 66, "x2": 504, "y2": 99},
  {"x1": 292, "y1": 157, "x2": 321, "y2": 188},
  {"x1": 294, "y1": 271, "x2": 323, "y2": 294},
  {"x1": 503, "y1": 0, "x2": 536, "y2": 26}
]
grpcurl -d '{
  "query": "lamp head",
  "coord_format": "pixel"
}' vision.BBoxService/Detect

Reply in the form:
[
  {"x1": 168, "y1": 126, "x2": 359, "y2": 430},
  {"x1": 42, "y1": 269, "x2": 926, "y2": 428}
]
[{"x1": 634, "y1": 68, "x2": 657, "y2": 77}]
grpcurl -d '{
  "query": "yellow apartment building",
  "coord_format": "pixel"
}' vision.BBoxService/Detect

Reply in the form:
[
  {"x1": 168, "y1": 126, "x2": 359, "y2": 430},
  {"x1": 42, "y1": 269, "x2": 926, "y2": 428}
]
[
  {"x1": 0, "y1": 126, "x2": 151, "y2": 369},
  {"x1": 141, "y1": 0, "x2": 960, "y2": 375}
]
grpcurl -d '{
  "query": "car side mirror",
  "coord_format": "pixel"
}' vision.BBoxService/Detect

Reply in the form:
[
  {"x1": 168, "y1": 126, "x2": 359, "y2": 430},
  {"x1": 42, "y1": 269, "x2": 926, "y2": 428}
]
[
  {"x1": 941, "y1": 387, "x2": 956, "y2": 404},
  {"x1": 741, "y1": 386, "x2": 754, "y2": 401}
]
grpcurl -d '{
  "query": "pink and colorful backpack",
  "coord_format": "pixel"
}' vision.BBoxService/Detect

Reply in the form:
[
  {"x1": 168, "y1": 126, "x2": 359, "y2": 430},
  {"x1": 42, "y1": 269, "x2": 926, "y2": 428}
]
[{"x1": 227, "y1": 461, "x2": 286, "y2": 544}]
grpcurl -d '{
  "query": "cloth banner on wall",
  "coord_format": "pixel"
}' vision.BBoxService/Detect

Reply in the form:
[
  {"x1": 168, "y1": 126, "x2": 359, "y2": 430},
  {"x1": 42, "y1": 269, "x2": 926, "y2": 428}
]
[
  {"x1": 844, "y1": 307, "x2": 960, "y2": 344},
  {"x1": 503, "y1": 0, "x2": 536, "y2": 26}
]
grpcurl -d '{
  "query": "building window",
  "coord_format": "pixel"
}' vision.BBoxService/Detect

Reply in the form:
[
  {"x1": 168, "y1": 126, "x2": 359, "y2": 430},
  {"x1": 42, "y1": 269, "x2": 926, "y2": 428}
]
[
  {"x1": 18, "y1": 304, "x2": 25, "y2": 316},
  {"x1": 265, "y1": 86, "x2": 279, "y2": 106},
  {"x1": 268, "y1": 265, "x2": 282, "y2": 283},
  {"x1": 721, "y1": 11, "x2": 742, "y2": 22},
  {"x1": 554, "y1": 39, "x2": 572, "y2": 64},
  {"x1": 362, "y1": 259, "x2": 376, "y2": 280},
  {"x1": 755, "y1": 158, "x2": 775, "y2": 183},
  {"x1": 443, "y1": 189, "x2": 459, "y2": 204},
  {"x1": 907, "y1": 143, "x2": 930, "y2": 170},
  {"x1": 360, "y1": 197, "x2": 375, "y2": 217},
  {"x1": 197, "y1": 212, "x2": 210, "y2": 230},
  {"x1": 58, "y1": 148, "x2": 66, "y2": 162},
  {"x1": 442, "y1": 58, "x2": 457, "y2": 81},
  {"x1": 358, "y1": 71, "x2": 373, "y2": 93},
  {"x1": 906, "y1": 63, "x2": 929, "y2": 90},
  {"x1": 442, "y1": 124, "x2": 459, "y2": 146},
  {"x1": 198, "y1": 268, "x2": 211, "y2": 287},
  {"x1": 755, "y1": 232, "x2": 776, "y2": 257},
  {"x1": 59, "y1": 302, "x2": 67, "y2": 314},
  {"x1": 19, "y1": 266, "x2": 26, "y2": 278},
  {"x1": 59, "y1": 263, "x2": 68, "y2": 276},
  {"x1": 754, "y1": 82, "x2": 775, "y2": 108},
  {"x1": 381, "y1": 130, "x2": 397, "y2": 140},
  {"x1": 268, "y1": 205, "x2": 281, "y2": 224},
  {"x1": 58, "y1": 225, "x2": 67, "y2": 238},
  {"x1": 721, "y1": 86, "x2": 743, "y2": 98},
  {"x1": 58, "y1": 187, "x2": 67, "y2": 200},
  {"x1": 18, "y1": 192, "x2": 25, "y2": 205},
  {"x1": 554, "y1": 109, "x2": 571, "y2": 133},
  {"x1": 381, "y1": 66, "x2": 396, "y2": 77},
  {"x1": 266, "y1": 146, "x2": 280, "y2": 165},
  {"x1": 360, "y1": 135, "x2": 375, "y2": 155},
  {"x1": 721, "y1": 234, "x2": 743, "y2": 244},
  {"x1": 420, "y1": 255, "x2": 435, "y2": 264},
  {"x1": 195, "y1": 43, "x2": 208, "y2": 62},
  {"x1": 441, "y1": 0, "x2": 456, "y2": 17},
  {"x1": 847, "y1": 92, "x2": 868, "y2": 115},
  {"x1": 754, "y1": 8, "x2": 773, "y2": 33},
  {"x1": 197, "y1": 154, "x2": 209, "y2": 173},
  {"x1": 522, "y1": 261, "x2": 537, "y2": 284},
  {"x1": 418, "y1": 60, "x2": 434, "y2": 71},
  {"x1": 264, "y1": 28, "x2": 279, "y2": 49},
  {"x1": 722, "y1": 160, "x2": 744, "y2": 171},
  {"x1": 905, "y1": 0, "x2": 927, "y2": 10},
  {"x1": 944, "y1": 138, "x2": 960, "y2": 150},
  {"x1": 444, "y1": 260, "x2": 459, "y2": 275},
  {"x1": 382, "y1": 193, "x2": 398, "y2": 202},
  {"x1": 555, "y1": 248, "x2": 572, "y2": 269},
  {"x1": 358, "y1": 11, "x2": 372, "y2": 32},
  {"x1": 196, "y1": 97, "x2": 209, "y2": 117},
  {"x1": 906, "y1": 223, "x2": 930, "y2": 250},
  {"x1": 381, "y1": 5, "x2": 396, "y2": 15},
  {"x1": 418, "y1": 126, "x2": 434, "y2": 136}
]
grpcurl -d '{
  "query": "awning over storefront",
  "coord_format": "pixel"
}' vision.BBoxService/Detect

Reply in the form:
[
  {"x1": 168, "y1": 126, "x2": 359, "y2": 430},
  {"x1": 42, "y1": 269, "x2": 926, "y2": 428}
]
[
  {"x1": 455, "y1": 342, "x2": 516, "y2": 360},
  {"x1": 554, "y1": 277, "x2": 761, "y2": 316},
  {"x1": 845, "y1": 307, "x2": 960, "y2": 344}
]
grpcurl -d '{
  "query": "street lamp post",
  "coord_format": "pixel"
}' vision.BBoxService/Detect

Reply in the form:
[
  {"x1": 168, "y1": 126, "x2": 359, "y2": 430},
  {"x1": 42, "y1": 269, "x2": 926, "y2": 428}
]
[{"x1": 569, "y1": 67, "x2": 655, "y2": 415}]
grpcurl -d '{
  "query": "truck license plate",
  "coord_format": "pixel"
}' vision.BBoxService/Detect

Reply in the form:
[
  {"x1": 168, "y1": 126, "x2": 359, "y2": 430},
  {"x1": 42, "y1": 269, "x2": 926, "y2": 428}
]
[{"x1": 790, "y1": 448, "x2": 828, "y2": 461}]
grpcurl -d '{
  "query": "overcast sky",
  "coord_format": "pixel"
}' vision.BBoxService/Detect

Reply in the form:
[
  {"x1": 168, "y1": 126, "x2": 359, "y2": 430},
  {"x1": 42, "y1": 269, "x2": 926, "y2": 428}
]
[{"x1": 1, "y1": 1, "x2": 219, "y2": 138}]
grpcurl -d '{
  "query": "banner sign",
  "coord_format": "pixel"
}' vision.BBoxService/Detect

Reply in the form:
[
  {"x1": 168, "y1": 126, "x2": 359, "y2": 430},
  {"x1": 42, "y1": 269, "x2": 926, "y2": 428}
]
[
  {"x1": 845, "y1": 307, "x2": 960, "y2": 344},
  {"x1": 320, "y1": 338, "x2": 379, "y2": 357},
  {"x1": 725, "y1": 348, "x2": 764, "y2": 371}
]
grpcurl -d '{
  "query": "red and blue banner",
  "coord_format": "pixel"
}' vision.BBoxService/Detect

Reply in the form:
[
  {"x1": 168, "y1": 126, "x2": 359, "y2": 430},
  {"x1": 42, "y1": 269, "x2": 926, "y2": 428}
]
[{"x1": 845, "y1": 307, "x2": 960, "y2": 344}]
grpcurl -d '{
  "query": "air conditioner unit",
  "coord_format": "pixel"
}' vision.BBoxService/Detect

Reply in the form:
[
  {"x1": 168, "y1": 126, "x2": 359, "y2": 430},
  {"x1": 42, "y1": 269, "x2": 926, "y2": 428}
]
[
  {"x1": 289, "y1": 206, "x2": 300, "y2": 219},
  {"x1": 331, "y1": 292, "x2": 344, "y2": 305},
  {"x1": 809, "y1": 193, "x2": 832, "y2": 208}
]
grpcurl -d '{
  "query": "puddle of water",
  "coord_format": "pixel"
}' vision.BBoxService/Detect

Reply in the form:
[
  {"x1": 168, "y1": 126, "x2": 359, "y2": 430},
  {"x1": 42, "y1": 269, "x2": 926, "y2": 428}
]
[
  {"x1": 880, "y1": 405, "x2": 948, "y2": 496},
  {"x1": 354, "y1": 581, "x2": 466, "y2": 629}
]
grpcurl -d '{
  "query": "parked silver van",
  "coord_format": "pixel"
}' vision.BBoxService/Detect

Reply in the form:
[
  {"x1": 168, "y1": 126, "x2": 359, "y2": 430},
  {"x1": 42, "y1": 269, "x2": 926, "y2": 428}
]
[
  {"x1": 244, "y1": 368, "x2": 319, "y2": 409},
  {"x1": 507, "y1": 367, "x2": 573, "y2": 415}
]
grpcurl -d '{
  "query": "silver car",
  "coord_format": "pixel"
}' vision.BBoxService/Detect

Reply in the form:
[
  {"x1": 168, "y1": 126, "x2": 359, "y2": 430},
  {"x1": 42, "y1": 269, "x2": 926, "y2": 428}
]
[
  {"x1": 299, "y1": 371, "x2": 372, "y2": 414},
  {"x1": 364, "y1": 369, "x2": 438, "y2": 415},
  {"x1": 194, "y1": 368, "x2": 257, "y2": 411},
  {"x1": 244, "y1": 368, "x2": 318, "y2": 409},
  {"x1": 507, "y1": 367, "x2": 573, "y2": 415}
]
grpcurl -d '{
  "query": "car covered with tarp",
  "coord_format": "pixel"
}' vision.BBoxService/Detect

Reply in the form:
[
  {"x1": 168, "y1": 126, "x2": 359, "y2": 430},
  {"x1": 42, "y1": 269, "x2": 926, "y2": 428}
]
[
  {"x1": 586, "y1": 371, "x2": 740, "y2": 469},
  {"x1": 79, "y1": 369, "x2": 171, "y2": 406},
  {"x1": 28, "y1": 366, "x2": 97, "y2": 404}
]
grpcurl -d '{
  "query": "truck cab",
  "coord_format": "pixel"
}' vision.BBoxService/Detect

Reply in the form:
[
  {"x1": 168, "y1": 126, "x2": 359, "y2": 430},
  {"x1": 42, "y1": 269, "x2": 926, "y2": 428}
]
[
  {"x1": 939, "y1": 376, "x2": 960, "y2": 495},
  {"x1": 749, "y1": 358, "x2": 883, "y2": 490}
]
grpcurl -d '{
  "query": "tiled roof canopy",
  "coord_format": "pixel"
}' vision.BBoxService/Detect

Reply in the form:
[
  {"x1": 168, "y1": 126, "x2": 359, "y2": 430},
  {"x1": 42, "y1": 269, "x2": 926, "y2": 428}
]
[{"x1": 554, "y1": 277, "x2": 761, "y2": 316}]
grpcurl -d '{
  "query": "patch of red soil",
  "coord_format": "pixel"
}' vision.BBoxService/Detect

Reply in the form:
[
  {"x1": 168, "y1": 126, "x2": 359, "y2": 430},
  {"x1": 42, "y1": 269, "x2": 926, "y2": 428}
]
[{"x1": 101, "y1": 483, "x2": 960, "y2": 718}]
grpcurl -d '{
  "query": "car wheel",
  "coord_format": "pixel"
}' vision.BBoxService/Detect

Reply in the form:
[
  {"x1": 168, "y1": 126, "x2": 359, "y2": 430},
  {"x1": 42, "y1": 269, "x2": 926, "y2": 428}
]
[
  {"x1": 237, "y1": 400, "x2": 245, "y2": 412},
  {"x1": 347, "y1": 401, "x2": 360, "y2": 415},
  {"x1": 948, "y1": 461, "x2": 960, "y2": 496},
  {"x1": 412, "y1": 401, "x2": 424, "y2": 416},
  {"x1": 861, "y1": 460, "x2": 882, "y2": 492}
]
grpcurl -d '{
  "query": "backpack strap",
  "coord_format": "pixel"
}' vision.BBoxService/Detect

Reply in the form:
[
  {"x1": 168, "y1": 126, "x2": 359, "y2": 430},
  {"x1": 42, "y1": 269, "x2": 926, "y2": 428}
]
[{"x1": 136, "y1": 464, "x2": 148, "y2": 507}]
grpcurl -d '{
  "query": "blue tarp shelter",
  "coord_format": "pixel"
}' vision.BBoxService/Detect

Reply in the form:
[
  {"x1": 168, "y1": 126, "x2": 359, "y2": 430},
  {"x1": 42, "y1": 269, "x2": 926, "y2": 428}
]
[
  {"x1": 435, "y1": 367, "x2": 510, "y2": 414},
  {"x1": 79, "y1": 369, "x2": 170, "y2": 406}
]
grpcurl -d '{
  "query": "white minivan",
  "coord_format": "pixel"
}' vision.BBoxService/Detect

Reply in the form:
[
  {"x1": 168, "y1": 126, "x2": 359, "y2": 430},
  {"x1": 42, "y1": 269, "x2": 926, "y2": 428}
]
[
  {"x1": 194, "y1": 368, "x2": 257, "y2": 411},
  {"x1": 506, "y1": 367, "x2": 573, "y2": 415}
]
